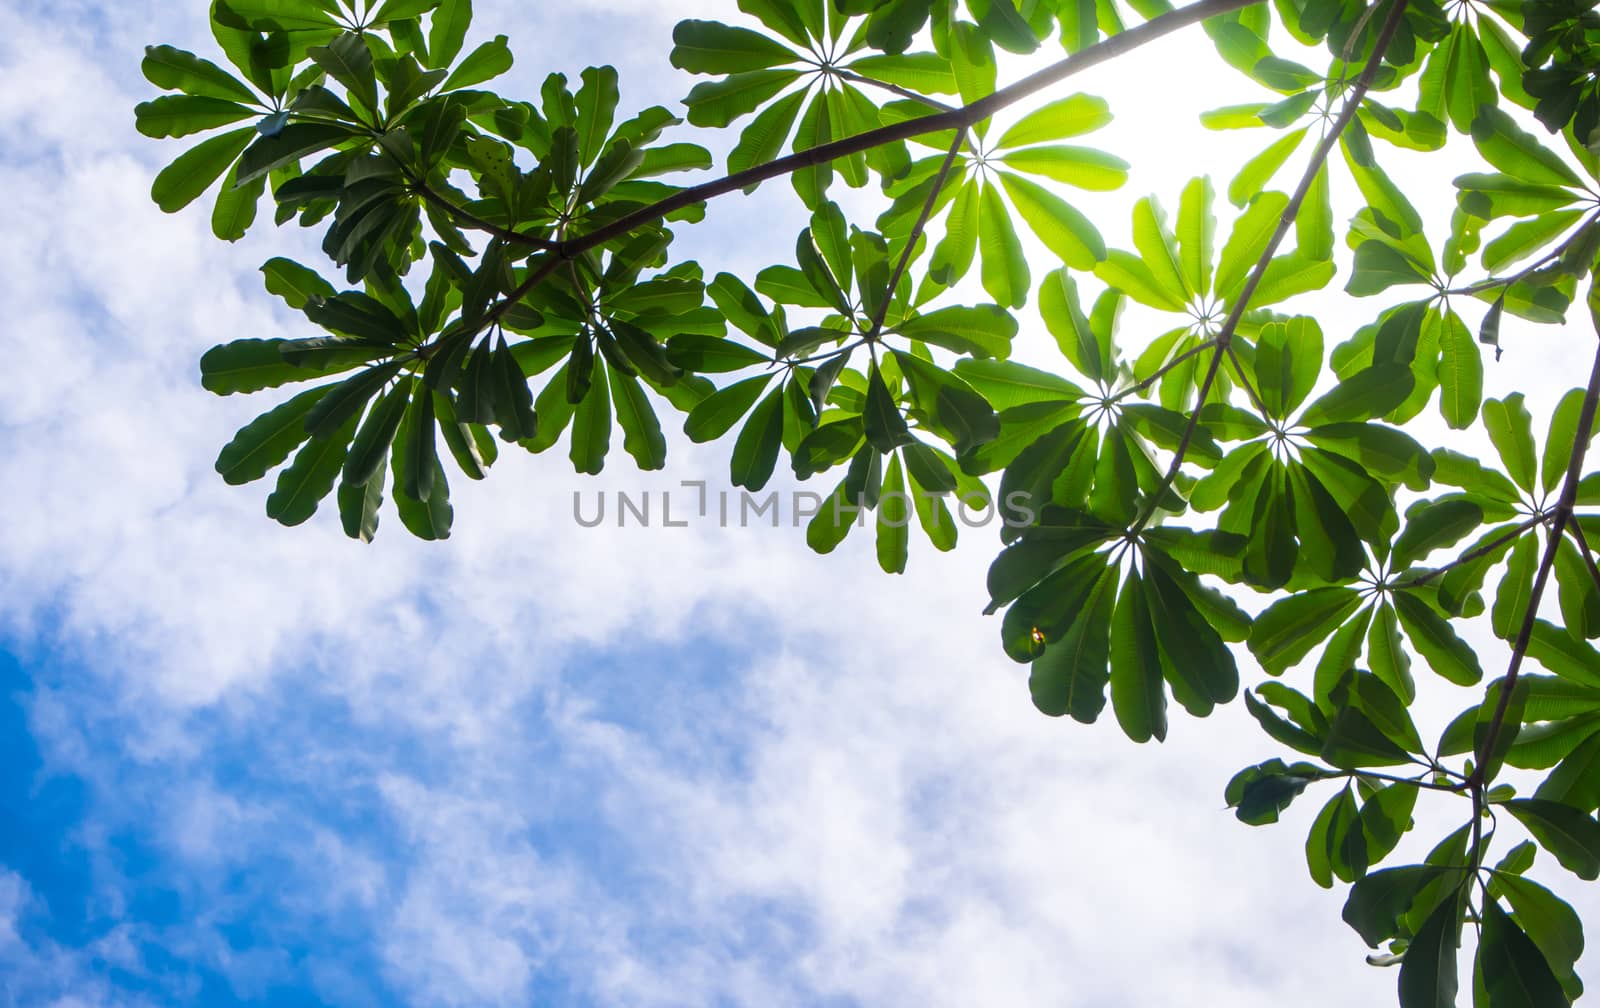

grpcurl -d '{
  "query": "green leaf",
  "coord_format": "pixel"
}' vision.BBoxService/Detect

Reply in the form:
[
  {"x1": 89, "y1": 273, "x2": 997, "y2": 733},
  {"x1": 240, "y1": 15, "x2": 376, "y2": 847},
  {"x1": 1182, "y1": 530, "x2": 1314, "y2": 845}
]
[
  {"x1": 1503, "y1": 799, "x2": 1600, "y2": 880},
  {"x1": 1228, "y1": 128, "x2": 1305, "y2": 206},
  {"x1": 391, "y1": 405, "x2": 452, "y2": 539},
  {"x1": 1394, "y1": 591, "x2": 1482, "y2": 687},
  {"x1": 684, "y1": 69, "x2": 801, "y2": 129},
  {"x1": 665, "y1": 334, "x2": 768, "y2": 373},
  {"x1": 1360, "y1": 782, "x2": 1419, "y2": 866},
  {"x1": 996, "y1": 145, "x2": 1128, "y2": 191},
  {"x1": 864, "y1": 365, "x2": 912, "y2": 453},
  {"x1": 143, "y1": 44, "x2": 260, "y2": 103},
  {"x1": 877, "y1": 454, "x2": 910, "y2": 574},
  {"x1": 491, "y1": 338, "x2": 538, "y2": 441},
  {"x1": 1398, "y1": 893, "x2": 1461, "y2": 1008},
  {"x1": 214, "y1": 385, "x2": 332, "y2": 485},
  {"x1": 1131, "y1": 196, "x2": 1191, "y2": 308},
  {"x1": 211, "y1": 161, "x2": 265, "y2": 240},
  {"x1": 151, "y1": 127, "x2": 257, "y2": 212},
  {"x1": 1435, "y1": 309, "x2": 1481, "y2": 430},
  {"x1": 440, "y1": 34, "x2": 513, "y2": 91},
  {"x1": 1094, "y1": 250, "x2": 1186, "y2": 311},
  {"x1": 1456, "y1": 173, "x2": 1579, "y2": 221},
  {"x1": 997, "y1": 93, "x2": 1110, "y2": 147},
  {"x1": 223, "y1": 0, "x2": 339, "y2": 29},
  {"x1": 671, "y1": 20, "x2": 798, "y2": 74},
  {"x1": 342, "y1": 381, "x2": 410, "y2": 486},
  {"x1": 1543, "y1": 388, "x2": 1589, "y2": 496},
  {"x1": 1249, "y1": 587, "x2": 1363, "y2": 675},
  {"x1": 198, "y1": 337, "x2": 382, "y2": 395},
  {"x1": 1215, "y1": 191, "x2": 1288, "y2": 301},
  {"x1": 1226, "y1": 759, "x2": 1331, "y2": 825},
  {"x1": 1177, "y1": 176, "x2": 1215, "y2": 295},
  {"x1": 1109, "y1": 572, "x2": 1167, "y2": 743},
  {"x1": 1306, "y1": 786, "x2": 1365, "y2": 887},
  {"x1": 1538, "y1": 729, "x2": 1600, "y2": 811},
  {"x1": 303, "y1": 362, "x2": 406, "y2": 439},
  {"x1": 730, "y1": 385, "x2": 785, "y2": 490},
  {"x1": 574, "y1": 65, "x2": 620, "y2": 165},
  {"x1": 846, "y1": 53, "x2": 957, "y2": 95},
  {"x1": 1299, "y1": 364, "x2": 1415, "y2": 427},
  {"x1": 135, "y1": 94, "x2": 257, "y2": 138},
  {"x1": 436, "y1": 395, "x2": 495, "y2": 486},
  {"x1": 1298, "y1": 162, "x2": 1333, "y2": 262},
  {"x1": 1526, "y1": 621, "x2": 1600, "y2": 687},
  {"x1": 1496, "y1": 873, "x2": 1585, "y2": 995},
  {"x1": 261, "y1": 257, "x2": 336, "y2": 310},
  {"x1": 427, "y1": 0, "x2": 471, "y2": 68},
  {"x1": 1483, "y1": 394, "x2": 1538, "y2": 494},
  {"x1": 1494, "y1": 534, "x2": 1539, "y2": 640},
  {"x1": 899, "y1": 305, "x2": 1018, "y2": 359},
  {"x1": 401, "y1": 379, "x2": 439, "y2": 502},
  {"x1": 309, "y1": 32, "x2": 378, "y2": 115},
  {"x1": 1471, "y1": 106, "x2": 1584, "y2": 189},
  {"x1": 685, "y1": 375, "x2": 771, "y2": 443},
  {"x1": 1484, "y1": 212, "x2": 1585, "y2": 275},
  {"x1": 569, "y1": 362, "x2": 612, "y2": 475},
  {"x1": 235, "y1": 122, "x2": 355, "y2": 186},
  {"x1": 1479, "y1": 900, "x2": 1571, "y2": 1008},
  {"x1": 1347, "y1": 241, "x2": 1433, "y2": 296},
  {"x1": 1321, "y1": 705, "x2": 1413, "y2": 769},
  {"x1": 337, "y1": 465, "x2": 383, "y2": 542},
  {"x1": 1392, "y1": 498, "x2": 1484, "y2": 569},
  {"x1": 266, "y1": 410, "x2": 358, "y2": 526},
  {"x1": 1030, "y1": 565, "x2": 1117, "y2": 721},
  {"x1": 1246, "y1": 689, "x2": 1324, "y2": 758},
  {"x1": 610, "y1": 369, "x2": 667, "y2": 470},
  {"x1": 996, "y1": 172, "x2": 1104, "y2": 270},
  {"x1": 953, "y1": 359, "x2": 1080, "y2": 411},
  {"x1": 1343, "y1": 865, "x2": 1450, "y2": 947},
  {"x1": 1037, "y1": 270, "x2": 1112, "y2": 381},
  {"x1": 1253, "y1": 317, "x2": 1322, "y2": 420},
  {"x1": 1248, "y1": 252, "x2": 1335, "y2": 307},
  {"x1": 977, "y1": 181, "x2": 1029, "y2": 308}
]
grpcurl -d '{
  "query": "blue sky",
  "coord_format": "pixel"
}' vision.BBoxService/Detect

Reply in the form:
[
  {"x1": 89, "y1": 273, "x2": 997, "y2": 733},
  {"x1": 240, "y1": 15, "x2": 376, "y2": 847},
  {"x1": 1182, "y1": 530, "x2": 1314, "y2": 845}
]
[{"x1": 3, "y1": 1, "x2": 1599, "y2": 1006}]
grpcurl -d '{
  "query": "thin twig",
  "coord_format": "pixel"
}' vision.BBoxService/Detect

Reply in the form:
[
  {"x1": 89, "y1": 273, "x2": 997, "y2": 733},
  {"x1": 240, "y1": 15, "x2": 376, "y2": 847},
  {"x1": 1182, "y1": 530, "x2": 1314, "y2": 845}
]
[
  {"x1": 1392, "y1": 514, "x2": 1547, "y2": 590},
  {"x1": 831, "y1": 68, "x2": 956, "y2": 112},
  {"x1": 866, "y1": 129, "x2": 967, "y2": 342},
  {"x1": 1112, "y1": 337, "x2": 1222, "y2": 402},
  {"x1": 1356, "y1": 769, "x2": 1469, "y2": 793}
]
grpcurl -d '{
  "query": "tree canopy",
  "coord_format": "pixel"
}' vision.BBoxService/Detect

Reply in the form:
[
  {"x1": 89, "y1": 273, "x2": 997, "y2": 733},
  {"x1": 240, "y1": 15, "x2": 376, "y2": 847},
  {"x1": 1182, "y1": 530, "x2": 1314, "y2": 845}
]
[{"x1": 139, "y1": 0, "x2": 1600, "y2": 1003}]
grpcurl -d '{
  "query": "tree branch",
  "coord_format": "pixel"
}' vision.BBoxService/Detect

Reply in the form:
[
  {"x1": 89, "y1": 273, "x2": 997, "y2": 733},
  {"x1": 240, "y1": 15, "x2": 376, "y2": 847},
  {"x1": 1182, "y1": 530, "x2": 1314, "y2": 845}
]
[
  {"x1": 449, "y1": 0, "x2": 1258, "y2": 354},
  {"x1": 1471, "y1": 329, "x2": 1600, "y2": 790},
  {"x1": 562, "y1": 0, "x2": 1257, "y2": 255}
]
